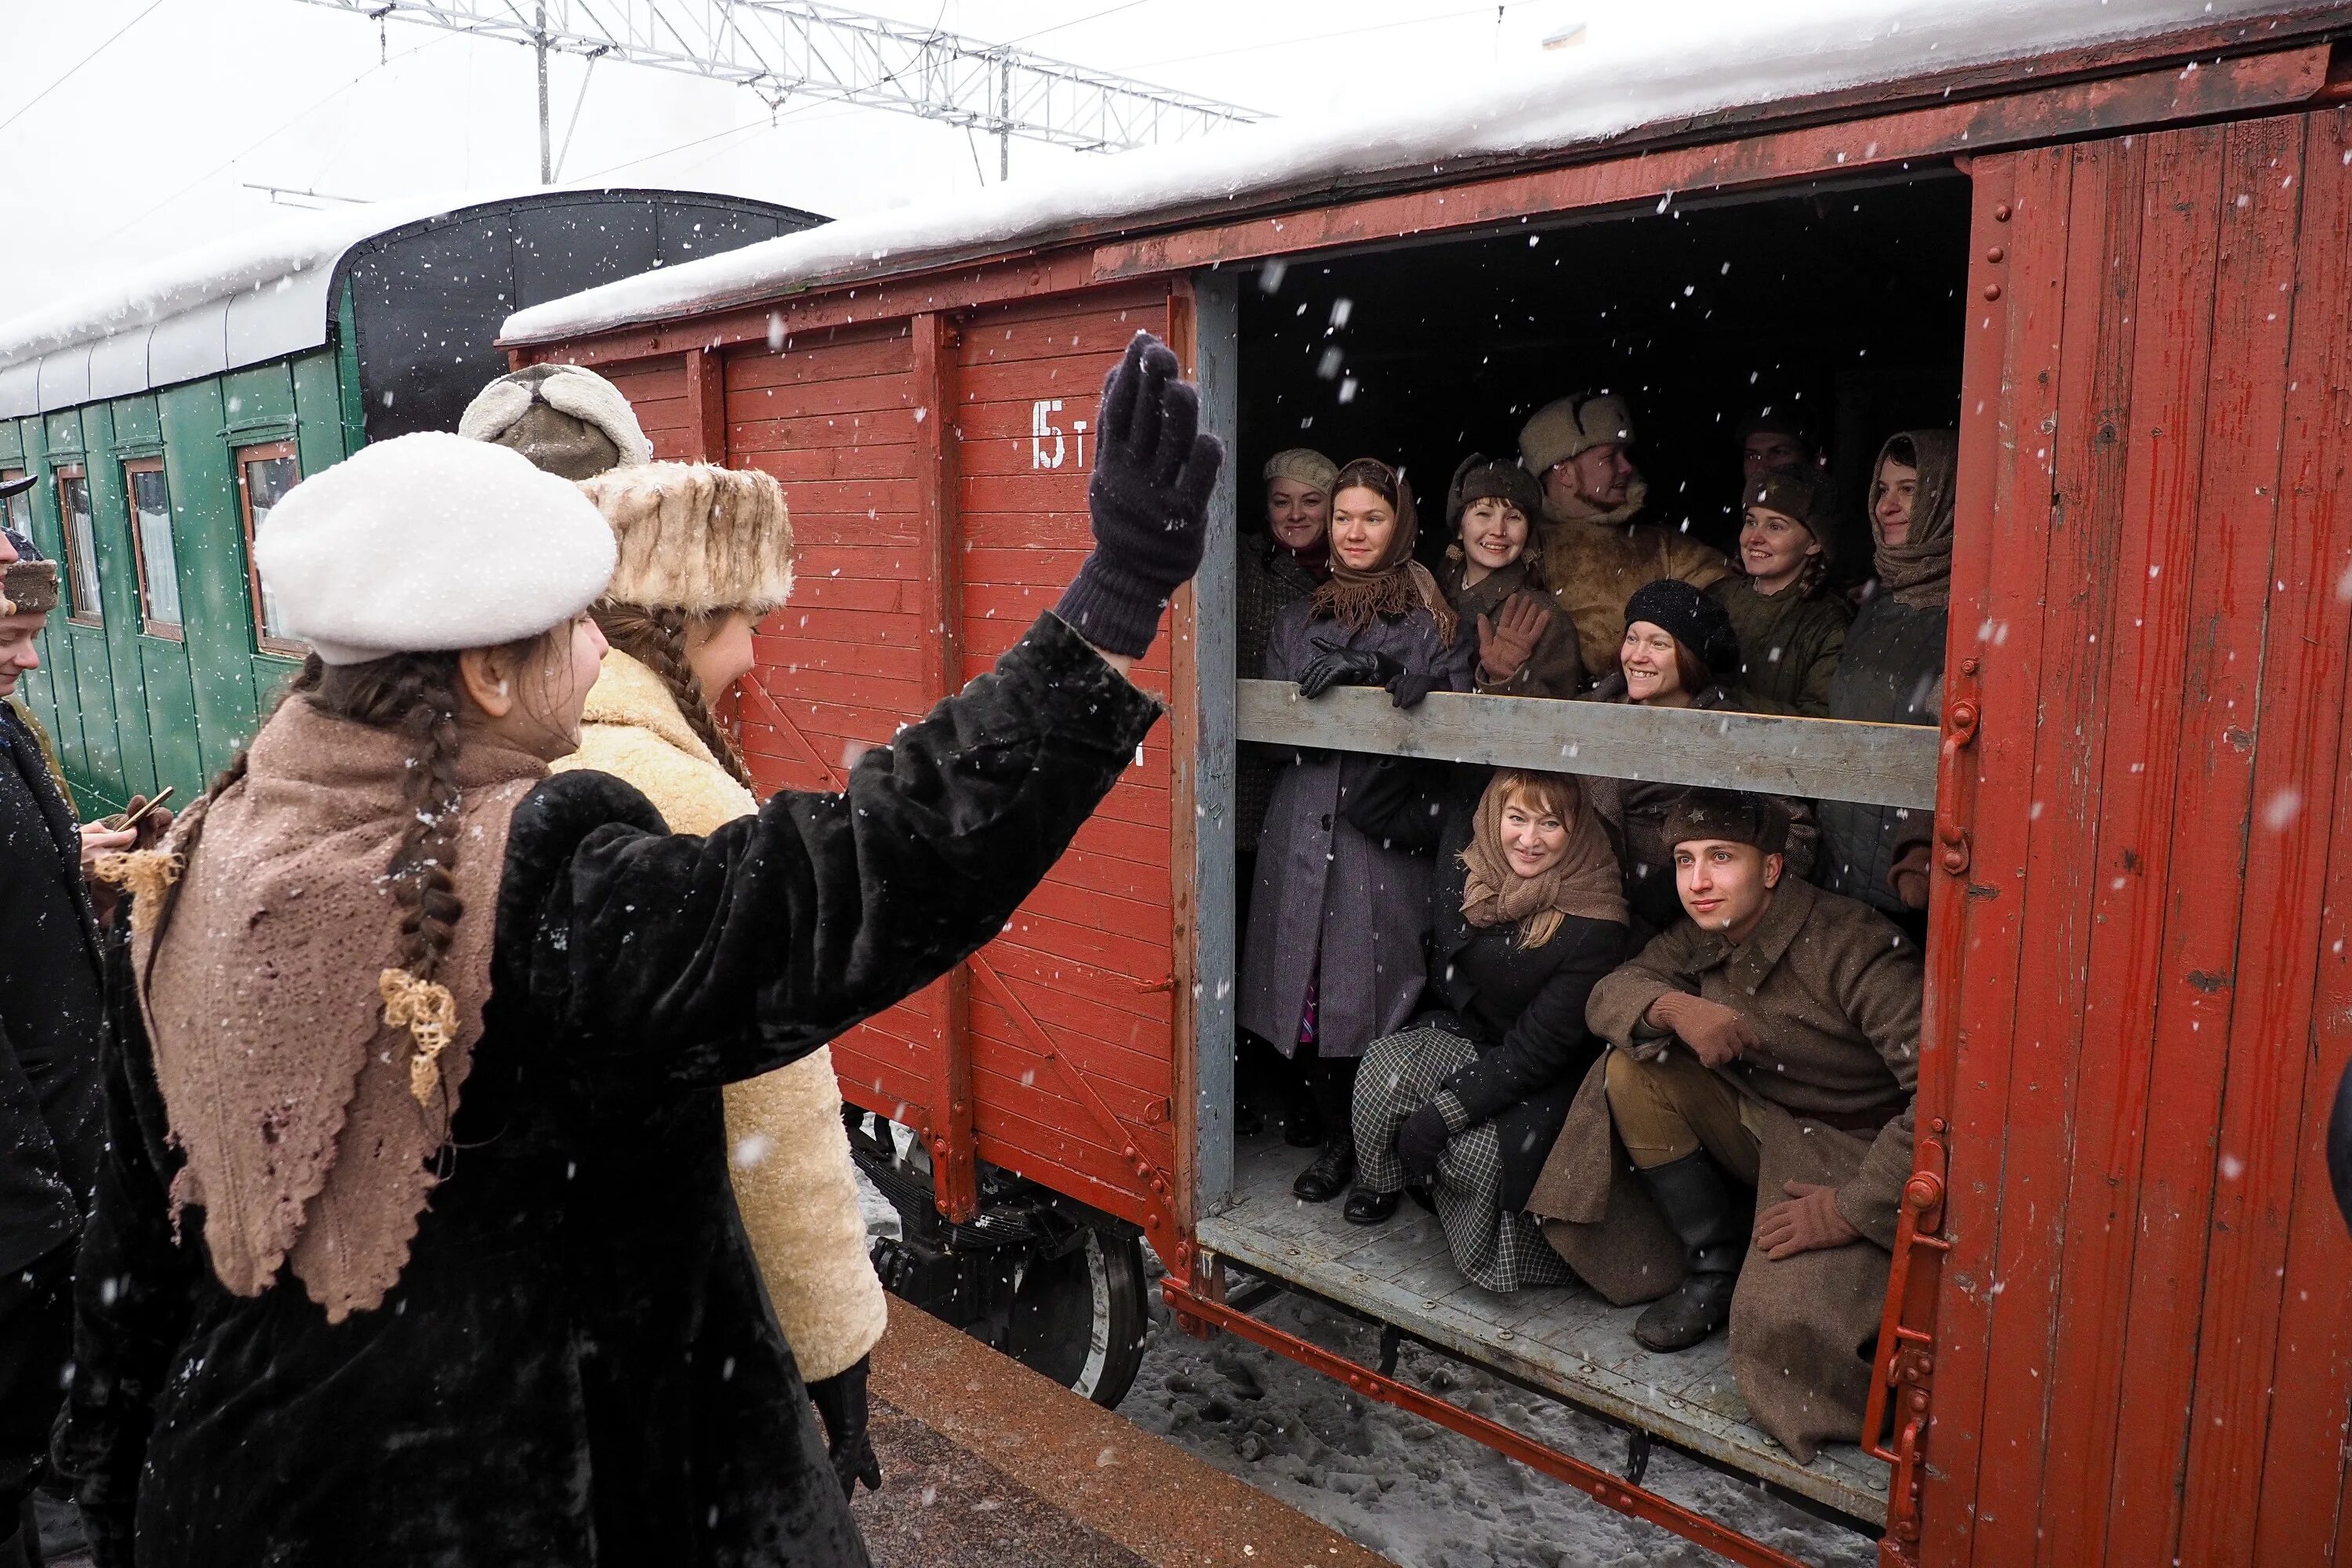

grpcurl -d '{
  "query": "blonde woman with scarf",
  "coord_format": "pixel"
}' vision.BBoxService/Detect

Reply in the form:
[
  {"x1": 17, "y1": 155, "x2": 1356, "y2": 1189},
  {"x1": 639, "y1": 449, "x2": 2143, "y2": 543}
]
[
  {"x1": 1342, "y1": 767, "x2": 1628, "y2": 1290},
  {"x1": 1237, "y1": 458, "x2": 1472, "y2": 1204},
  {"x1": 549, "y1": 459, "x2": 888, "y2": 1502},
  {"x1": 55, "y1": 333, "x2": 1217, "y2": 1568}
]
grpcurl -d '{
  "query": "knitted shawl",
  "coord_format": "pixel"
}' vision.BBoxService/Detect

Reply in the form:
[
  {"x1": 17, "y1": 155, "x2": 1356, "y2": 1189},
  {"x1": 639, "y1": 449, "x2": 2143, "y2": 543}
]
[{"x1": 127, "y1": 698, "x2": 544, "y2": 1322}]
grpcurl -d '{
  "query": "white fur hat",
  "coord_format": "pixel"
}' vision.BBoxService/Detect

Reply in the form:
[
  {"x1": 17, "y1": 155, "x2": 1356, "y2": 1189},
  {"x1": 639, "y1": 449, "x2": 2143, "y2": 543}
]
[
  {"x1": 579, "y1": 463, "x2": 795, "y2": 616},
  {"x1": 255, "y1": 432, "x2": 618, "y2": 665}
]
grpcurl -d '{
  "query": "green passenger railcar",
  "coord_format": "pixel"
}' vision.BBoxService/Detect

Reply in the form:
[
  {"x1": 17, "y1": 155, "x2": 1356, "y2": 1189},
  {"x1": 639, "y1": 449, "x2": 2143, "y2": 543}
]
[{"x1": 0, "y1": 187, "x2": 819, "y2": 813}]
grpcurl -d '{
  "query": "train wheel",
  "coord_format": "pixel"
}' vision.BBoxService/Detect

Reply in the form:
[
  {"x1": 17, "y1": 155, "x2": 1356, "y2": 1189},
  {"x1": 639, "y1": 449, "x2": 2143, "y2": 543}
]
[{"x1": 997, "y1": 1225, "x2": 1149, "y2": 1409}]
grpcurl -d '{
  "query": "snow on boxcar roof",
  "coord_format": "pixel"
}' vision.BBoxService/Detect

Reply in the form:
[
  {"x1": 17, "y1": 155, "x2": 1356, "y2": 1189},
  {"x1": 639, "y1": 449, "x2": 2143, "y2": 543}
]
[
  {"x1": 501, "y1": 0, "x2": 2310, "y2": 346},
  {"x1": 0, "y1": 186, "x2": 810, "y2": 416}
]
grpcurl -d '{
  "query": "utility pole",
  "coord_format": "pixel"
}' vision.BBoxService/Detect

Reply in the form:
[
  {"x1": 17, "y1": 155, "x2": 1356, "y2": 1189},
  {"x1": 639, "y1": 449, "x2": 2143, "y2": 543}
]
[
  {"x1": 296, "y1": 1, "x2": 1261, "y2": 162},
  {"x1": 535, "y1": 2, "x2": 551, "y2": 183}
]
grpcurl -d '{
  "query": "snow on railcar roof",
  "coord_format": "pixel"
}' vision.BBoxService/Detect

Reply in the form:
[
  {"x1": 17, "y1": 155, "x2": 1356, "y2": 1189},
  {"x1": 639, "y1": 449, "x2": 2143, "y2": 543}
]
[
  {"x1": 501, "y1": 0, "x2": 2298, "y2": 346},
  {"x1": 0, "y1": 184, "x2": 797, "y2": 414}
]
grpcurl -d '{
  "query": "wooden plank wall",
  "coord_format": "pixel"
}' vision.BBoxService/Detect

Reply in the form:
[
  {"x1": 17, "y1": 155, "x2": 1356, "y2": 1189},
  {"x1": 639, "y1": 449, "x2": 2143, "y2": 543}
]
[
  {"x1": 683, "y1": 283, "x2": 1179, "y2": 1239},
  {"x1": 1925, "y1": 107, "x2": 2352, "y2": 1568}
]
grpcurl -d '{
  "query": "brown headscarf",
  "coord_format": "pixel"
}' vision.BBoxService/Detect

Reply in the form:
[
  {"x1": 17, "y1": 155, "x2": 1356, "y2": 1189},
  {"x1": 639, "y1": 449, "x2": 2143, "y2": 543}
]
[
  {"x1": 128, "y1": 698, "x2": 544, "y2": 1321},
  {"x1": 1458, "y1": 769, "x2": 1628, "y2": 947},
  {"x1": 1308, "y1": 458, "x2": 1457, "y2": 644},
  {"x1": 1871, "y1": 430, "x2": 1958, "y2": 611}
]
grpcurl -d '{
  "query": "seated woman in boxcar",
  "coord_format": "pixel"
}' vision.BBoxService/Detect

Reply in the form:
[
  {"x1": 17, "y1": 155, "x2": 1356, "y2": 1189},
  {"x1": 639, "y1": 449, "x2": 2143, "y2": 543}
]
[
  {"x1": 1706, "y1": 470, "x2": 1850, "y2": 717},
  {"x1": 1239, "y1": 457, "x2": 1472, "y2": 1204},
  {"x1": 1439, "y1": 454, "x2": 1585, "y2": 699},
  {"x1": 1581, "y1": 579, "x2": 1813, "y2": 935},
  {"x1": 1341, "y1": 766, "x2": 1628, "y2": 1293}
]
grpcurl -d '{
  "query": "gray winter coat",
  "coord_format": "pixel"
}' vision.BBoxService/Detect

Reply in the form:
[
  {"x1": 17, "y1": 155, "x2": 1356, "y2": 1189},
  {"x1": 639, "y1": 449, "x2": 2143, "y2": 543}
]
[{"x1": 1238, "y1": 600, "x2": 1472, "y2": 1058}]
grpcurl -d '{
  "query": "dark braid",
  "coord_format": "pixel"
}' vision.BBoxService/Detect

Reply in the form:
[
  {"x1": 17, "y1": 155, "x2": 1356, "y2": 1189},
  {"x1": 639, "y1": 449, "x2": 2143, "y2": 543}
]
[
  {"x1": 307, "y1": 652, "x2": 470, "y2": 984},
  {"x1": 590, "y1": 601, "x2": 755, "y2": 789}
]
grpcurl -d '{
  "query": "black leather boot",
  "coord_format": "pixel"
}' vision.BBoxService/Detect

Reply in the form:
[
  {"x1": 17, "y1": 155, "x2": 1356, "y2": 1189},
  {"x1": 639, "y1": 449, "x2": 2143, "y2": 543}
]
[
  {"x1": 1292, "y1": 1141, "x2": 1356, "y2": 1202},
  {"x1": 1343, "y1": 1189, "x2": 1399, "y2": 1225},
  {"x1": 1632, "y1": 1151, "x2": 1745, "y2": 1352}
]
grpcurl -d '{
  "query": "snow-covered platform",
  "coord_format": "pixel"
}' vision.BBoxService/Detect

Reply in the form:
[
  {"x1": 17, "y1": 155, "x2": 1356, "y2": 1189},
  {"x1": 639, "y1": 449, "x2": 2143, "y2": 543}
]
[{"x1": 1197, "y1": 1133, "x2": 1890, "y2": 1527}]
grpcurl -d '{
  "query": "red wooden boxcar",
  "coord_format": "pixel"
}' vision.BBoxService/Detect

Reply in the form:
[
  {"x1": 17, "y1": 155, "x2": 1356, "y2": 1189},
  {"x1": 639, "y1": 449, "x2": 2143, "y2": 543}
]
[{"x1": 505, "y1": 9, "x2": 2352, "y2": 1563}]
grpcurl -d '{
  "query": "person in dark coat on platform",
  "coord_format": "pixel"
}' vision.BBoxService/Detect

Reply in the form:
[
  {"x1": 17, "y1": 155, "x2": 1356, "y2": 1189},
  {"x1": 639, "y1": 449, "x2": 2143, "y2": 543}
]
[
  {"x1": 1439, "y1": 454, "x2": 1585, "y2": 700},
  {"x1": 1342, "y1": 766, "x2": 1627, "y2": 1291},
  {"x1": 1239, "y1": 458, "x2": 1473, "y2": 1205},
  {"x1": 53, "y1": 332, "x2": 1217, "y2": 1568},
  {"x1": 0, "y1": 531, "x2": 169, "y2": 1567},
  {"x1": 1817, "y1": 430, "x2": 1956, "y2": 930}
]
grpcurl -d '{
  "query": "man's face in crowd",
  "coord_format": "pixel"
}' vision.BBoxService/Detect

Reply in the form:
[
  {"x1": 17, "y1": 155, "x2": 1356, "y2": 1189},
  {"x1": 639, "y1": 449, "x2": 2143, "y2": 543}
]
[
  {"x1": 1741, "y1": 430, "x2": 1809, "y2": 481},
  {"x1": 1544, "y1": 441, "x2": 1638, "y2": 513},
  {"x1": 1673, "y1": 837, "x2": 1781, "y2": 942}
]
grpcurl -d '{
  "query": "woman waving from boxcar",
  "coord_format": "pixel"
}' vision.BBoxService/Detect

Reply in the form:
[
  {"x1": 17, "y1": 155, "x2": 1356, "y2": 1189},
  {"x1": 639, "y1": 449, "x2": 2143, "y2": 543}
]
[
  {"x1": 1239, "y1": 458, "x2": 1472, "y2": 1207},
  {"x1": 1341, "y1": 765, "x2": 1628, "y2": 1292},
  {"x1": 56, "y1": 333, "x2": 1216, "y2": 1568}
]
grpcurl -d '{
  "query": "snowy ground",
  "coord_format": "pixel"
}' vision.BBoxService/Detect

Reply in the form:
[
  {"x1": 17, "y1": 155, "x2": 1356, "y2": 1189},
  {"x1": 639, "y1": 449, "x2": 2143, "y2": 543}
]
[{"x1": 856, "y1": 1175, "x2": 1871, "y2": 1568}]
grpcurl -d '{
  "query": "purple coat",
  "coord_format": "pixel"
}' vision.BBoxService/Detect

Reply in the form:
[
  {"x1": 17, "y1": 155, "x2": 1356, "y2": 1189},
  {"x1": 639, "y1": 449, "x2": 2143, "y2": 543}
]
[{"x1": 1238, "y1": 600, "x2": 1472, "y2": 1058}]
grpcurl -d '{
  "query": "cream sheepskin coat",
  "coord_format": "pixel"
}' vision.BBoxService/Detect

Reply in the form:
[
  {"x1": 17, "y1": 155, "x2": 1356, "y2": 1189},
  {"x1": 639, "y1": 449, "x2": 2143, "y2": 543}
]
[{"x1": 552, "y1": 648, "x2": 886, "y2": 1381}]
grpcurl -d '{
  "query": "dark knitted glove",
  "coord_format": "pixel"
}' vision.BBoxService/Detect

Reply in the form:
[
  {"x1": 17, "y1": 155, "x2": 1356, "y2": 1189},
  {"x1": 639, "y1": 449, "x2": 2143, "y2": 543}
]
[
  {"x1": 1384, "y1": 664, "x2": 1439, "y2": 710},
  {"x1": 808, "y1": 1357, "x2": 883, "y2": 1499},
  {"x1": 1298, "y1": 637, "x2": 1402, "y2": 699},
  {"x1": 1396, "y1": 1102, "x2": 1451, "y2": 1185},
  {"x1": 1053, "y1": 331, "x2": 1224, "y2": 658}
]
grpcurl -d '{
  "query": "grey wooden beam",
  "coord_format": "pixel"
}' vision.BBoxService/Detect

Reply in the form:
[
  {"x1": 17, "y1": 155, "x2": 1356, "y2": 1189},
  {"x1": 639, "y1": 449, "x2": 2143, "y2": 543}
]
[{"x1": 1236, "y1": 681, "x2": 1939, "y2": 810}]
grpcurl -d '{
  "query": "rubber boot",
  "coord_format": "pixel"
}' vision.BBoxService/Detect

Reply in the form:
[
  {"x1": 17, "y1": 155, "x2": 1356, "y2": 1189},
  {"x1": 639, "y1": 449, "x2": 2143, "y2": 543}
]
[{"x1": 1632, "y1": 1151, "x2": 1745, "y2": 1352}]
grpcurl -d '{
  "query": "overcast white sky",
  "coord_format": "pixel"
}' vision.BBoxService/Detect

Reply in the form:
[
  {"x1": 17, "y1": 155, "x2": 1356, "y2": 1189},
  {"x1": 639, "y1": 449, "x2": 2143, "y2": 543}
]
[{"x1": 0, "y1": 0, "x2": 1840, "y2": 314}]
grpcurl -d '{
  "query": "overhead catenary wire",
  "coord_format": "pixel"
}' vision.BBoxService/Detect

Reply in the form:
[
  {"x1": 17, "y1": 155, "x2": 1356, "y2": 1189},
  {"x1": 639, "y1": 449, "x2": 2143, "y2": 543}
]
[{"x1": 0, "y1": 0, "x2": 178, "y2": 139}]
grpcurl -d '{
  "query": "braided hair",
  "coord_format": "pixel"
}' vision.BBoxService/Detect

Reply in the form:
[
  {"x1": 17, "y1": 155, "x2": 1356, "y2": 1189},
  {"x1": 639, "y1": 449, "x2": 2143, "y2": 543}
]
[
  {"x1": 589, "y1": 601, "x2": 754, "y2": 789},
  {"x1": 309, "y1": 653, "x2": 470, "y2": 985}
]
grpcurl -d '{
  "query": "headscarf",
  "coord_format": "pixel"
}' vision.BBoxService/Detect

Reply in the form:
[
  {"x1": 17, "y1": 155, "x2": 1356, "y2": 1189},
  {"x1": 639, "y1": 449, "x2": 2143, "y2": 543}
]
[
  {"x1": 1871, "y1": 430, "x2": 1958, "y2": 611},
  {"x1": 1308, "y1": 458, "x2": 1456, "y2": 644},
  {"x1": 1458, "y1": 770, "x2": 1628, "y2": 946}
]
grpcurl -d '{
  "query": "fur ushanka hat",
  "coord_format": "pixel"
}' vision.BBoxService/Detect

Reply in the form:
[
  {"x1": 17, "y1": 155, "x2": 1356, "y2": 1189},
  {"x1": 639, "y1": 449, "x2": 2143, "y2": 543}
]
[
  {"x1": 577, "y1": 462, "x2": 795, "y2": 616},
  {"x1": 254, "y1": 433, "x2": 618, "y2": 665},
  {"x1": 459, "y1": 363, "x2": 654, "y2": 481},
  {"x1": 1518, "y1": 393, "x2": 1635, "y2": 476}
]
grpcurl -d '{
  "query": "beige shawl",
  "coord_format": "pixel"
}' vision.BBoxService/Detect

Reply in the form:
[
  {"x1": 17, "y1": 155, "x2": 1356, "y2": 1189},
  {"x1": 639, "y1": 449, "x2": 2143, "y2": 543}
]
[
  {"x1": 1457, "y1": 771, "x2": 1627, "y2": 946},
  {"x1": 129, "y1": 698, "x2": 545, "y2": 1321}
]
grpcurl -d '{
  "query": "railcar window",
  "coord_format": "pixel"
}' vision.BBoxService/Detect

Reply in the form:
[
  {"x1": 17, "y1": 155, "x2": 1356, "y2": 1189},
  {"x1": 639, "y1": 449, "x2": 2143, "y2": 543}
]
[
  {"x1": 125, "y1": 459, "x2": 181, "y2": 638},
  {"x1": 237, "y1": 443, "x2": 302, "y2": 654},
  {"x1": 56, "y1": 466, "x2": 100, "y2": 624},
  {"x1": 0, "y1": 470, "x2": 29, "y2": 542}
]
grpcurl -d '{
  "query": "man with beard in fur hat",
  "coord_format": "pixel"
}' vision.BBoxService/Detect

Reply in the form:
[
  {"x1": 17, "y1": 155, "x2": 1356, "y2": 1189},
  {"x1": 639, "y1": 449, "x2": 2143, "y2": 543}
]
[{"x1": 1519, "y1": 393, "x2": 1729, "y2": 677}]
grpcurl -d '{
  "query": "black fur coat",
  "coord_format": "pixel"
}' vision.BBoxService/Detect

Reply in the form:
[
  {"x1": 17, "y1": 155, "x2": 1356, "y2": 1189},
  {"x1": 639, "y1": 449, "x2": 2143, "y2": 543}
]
[{"x1": 56, "y1": 615, "x2": 1159, "y2": 1567}]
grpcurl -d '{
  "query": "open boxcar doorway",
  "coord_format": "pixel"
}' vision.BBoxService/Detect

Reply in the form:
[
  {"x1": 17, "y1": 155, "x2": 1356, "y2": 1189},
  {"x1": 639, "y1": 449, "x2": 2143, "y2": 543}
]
[{"x1": 1189, "y1": 168, "x2": 1975, "y2": 1534}]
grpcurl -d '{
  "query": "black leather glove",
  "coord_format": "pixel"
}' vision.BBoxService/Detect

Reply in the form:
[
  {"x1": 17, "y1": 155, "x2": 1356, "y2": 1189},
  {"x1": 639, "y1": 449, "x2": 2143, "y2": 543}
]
[
  {"x1": 1298, "y1": 637, "x2": 1403, "y2": 699},
  {"x1": 1053, "y1": 332, "x2": 1224, "y2": 658},
  {"x1": 1396, "y1": 1102, "x2": 1451, "y2": 1185},
  {"x1": 808, "y1": 1357, "x2": 883, "y2": 1500}
]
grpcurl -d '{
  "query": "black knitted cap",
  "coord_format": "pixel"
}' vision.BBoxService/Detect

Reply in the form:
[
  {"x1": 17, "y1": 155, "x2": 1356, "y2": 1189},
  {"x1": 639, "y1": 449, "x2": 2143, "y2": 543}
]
[{"x1": 1622, "y1": 578, "x2": 1740, "y2": 678}]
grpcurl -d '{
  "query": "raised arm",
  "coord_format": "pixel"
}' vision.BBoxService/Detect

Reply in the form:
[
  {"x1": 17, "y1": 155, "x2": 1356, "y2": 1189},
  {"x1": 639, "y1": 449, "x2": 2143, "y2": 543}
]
[{"x1": 519, "y1": 332, "x2": 1218, "y2": 1091}]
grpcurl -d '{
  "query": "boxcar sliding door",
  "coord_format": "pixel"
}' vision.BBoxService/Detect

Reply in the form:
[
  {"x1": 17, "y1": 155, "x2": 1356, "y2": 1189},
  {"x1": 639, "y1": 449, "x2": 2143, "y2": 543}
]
[{"x1": 1921, "y1": 106, "x2": 2352, "y2": 1568}]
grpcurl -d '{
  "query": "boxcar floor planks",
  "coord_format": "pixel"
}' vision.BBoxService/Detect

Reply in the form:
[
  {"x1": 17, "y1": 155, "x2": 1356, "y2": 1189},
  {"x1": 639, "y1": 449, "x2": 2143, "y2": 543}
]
[{"x1": 1197, "y1": 1132, "x2": 1890, "y2": 1525}]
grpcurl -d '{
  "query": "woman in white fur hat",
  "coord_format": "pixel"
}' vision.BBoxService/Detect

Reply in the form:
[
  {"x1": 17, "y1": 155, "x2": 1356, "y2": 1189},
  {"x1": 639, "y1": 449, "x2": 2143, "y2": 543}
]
[
  {"x1": 552, "y1": 459, "x2": 890, "y2": 1500},
  {"x1": 56, "y1": 333, "x2": 1218, "y2": 1568}
]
